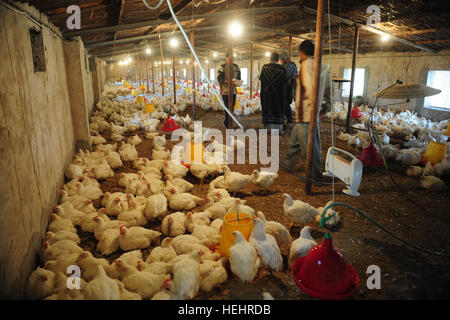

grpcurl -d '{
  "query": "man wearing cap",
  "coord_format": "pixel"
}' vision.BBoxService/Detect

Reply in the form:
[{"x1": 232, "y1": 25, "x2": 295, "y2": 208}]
[
  {"x1": 282, "y1": 40, "x2": 331, "y2": 182},
  {"x1": 259, "y1": 52, "x2": 288, "y2": 130},
  {"x1": 280, "y1": 53, "x2": 298, "y2": 127}
]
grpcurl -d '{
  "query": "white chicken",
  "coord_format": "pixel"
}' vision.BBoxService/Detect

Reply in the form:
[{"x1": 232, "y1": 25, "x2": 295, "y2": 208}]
[
  {"x1": 146, "y1": 238, "x2": 178, "y2": 263},
  {"x1": 420, "y1": 175, "x2": 446, "y2": 191},
  {"x1": 167, "y1": 250, "x2": 202, "y2": 300},
  {"x1": 48, "y1": 214, "x2": 77, "y2": 233},
  {"x1": 25, "y1": 267, "x2": 56, "y2": 300},
  {"x1": 396, "y1": 148, "x2": 423, "y2": 166},
  {"x1": 161, "y1": 211, "x2": 187, "y2": 237},
  {"x1": 315, "y1": 201, "x2": 341, "y2": 228},
  {"x1": 96, "y1": 227, "x2": 120, "y2": 255},
  {"x1": 41, "y1": 240, "x2": 82, "y2": 262},
  {"x1": 252, "y1": 169, "x2": 279, "y2": 190},
  {"x1": 282, "y1": 193, "x2": 317, "y2": 227},
  {"x1": 189, "y1": 162, "x2": 211, "y2": 183},
  {"x1": 406, "y1": 165, "x2": 423, "y2": 177},
  {"x1": 76, "y1": 251, "x2": 111, "y2": 281},
  {"x1": 199, "y1": 258, "x2": 228, "y2": 292},
  {"x1": 223, "y1": 166, "x2": 252, "y2": 194},
  {"x1": 229, "y1": 230, "x2": 260, "y2": 282},
  {"x1": 288, "y1": 226, "x2": 317, "y2": 267},
  {"x1": 185, "y1": 211, "x2": 212, "y2": 233},
  {"x1": 192, "y1": 224, "x2": 221, "y2": 245},
  {"x1": 128, "y1": 134, "x2": 143, "y2": 146},
  {"x1": 118, "y1": 225, "x2": 161, "y2": 251},
  {"x1": 250, "y1": 218, "x2": 283, "y2": 272},
  {"x1": 145, "y1": 193, "x2": 168, "y2": 219},
  {"x1": 163, "y1": 160, "x2": 189, "y2": 178},
  {"x1": 167, "y1": 187, "x2": 203, "y2": 211},
  {"x1": 256, "y1": 211, "x2": 291, "y2": 248},
  {"x1": 105, "y1": 150, "x2": 123, "y2": 169},
  {"x1": 83, "y1": 265, "x2": 120, "y2": 300},
  {"x1": 45, "y1": 230, "x2": 80, "y2": 245},
  {"x1": 119, "y1": 143, "x2": 139, "y2": 162}
]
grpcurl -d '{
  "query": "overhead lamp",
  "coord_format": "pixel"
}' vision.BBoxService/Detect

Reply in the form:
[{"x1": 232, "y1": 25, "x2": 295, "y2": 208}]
[
  {"x1": 381, "y1": 34, "x2": 389, "y2": 42},
  {"x1": 119, "y1": 61, "x2": 123, "y2": 66},
  {"x1": 228, "y1": 21, "x2": 243, "y2": 38},
  {"x1": 146, "y1": 48, "x2": 151, "y2": 54},
  {"x1": 213, "y1": 53, "x2": 217, "y2": 58},
  {"x1": 127, "y1": 57, "x2": 132, "y2": 63},
  {"x1": 170, "y1": 38, "x2": 178, "y2": 48},
  {"x1": 265, "y1": 51, "x2": 270, "y2": 57},
  {"x1": 205, "y1": 59, "x2": 209, "y2": 63},
  {"x1": 233, "y1": 53, "x2": 236, "y2": 58}
]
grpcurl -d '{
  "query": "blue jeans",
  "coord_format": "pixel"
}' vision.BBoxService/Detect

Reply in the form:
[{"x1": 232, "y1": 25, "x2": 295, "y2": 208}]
[{"x1": 287, "y1": 122, "x2": 322, "y2": 177}]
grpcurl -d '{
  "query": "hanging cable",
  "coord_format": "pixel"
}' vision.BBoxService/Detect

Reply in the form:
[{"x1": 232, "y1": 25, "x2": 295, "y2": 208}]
[
  {"x1": 318, "y1": 202, "x2": 450, "y2": 257},
  {"x1": 142, "y1": 0, "x2": 165, "y2": 10}
]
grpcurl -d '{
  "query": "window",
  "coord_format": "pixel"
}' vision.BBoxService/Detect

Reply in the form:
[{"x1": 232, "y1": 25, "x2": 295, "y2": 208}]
[
  {"x1": 342, "y1": 68, "x2": 365, "y2": 97},
  {"x1": 210, "y1": 68, "x2": 215, "y2": 82},
  {"x1": 424, "y1": 70, "x2": 450, "y2": 110},
  {"x1": 240, "y1": 67, "x2": 248, "y2": 85},
  {"x1": 183, "y1": 68, "x2": 186, "y2": 78},
  {"x1": 29, "y1": 29, "x2": 46, "y2": 72}
]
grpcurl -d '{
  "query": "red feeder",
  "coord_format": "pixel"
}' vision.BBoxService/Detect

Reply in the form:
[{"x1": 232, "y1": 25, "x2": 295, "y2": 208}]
[
  {"x1": 161, "y1": 116, "x2": 180, "y2": 132},
  {"x1": 351, "y1": 106, "x2": 362, "y2": 118},
  {"x1": 213, "y1": 85, "x2": 217, "y2": 90},
  {"x1": 253, "y1": 92, "x2": 260, "y2": 98},
  {"x1": 292, "y1": 233, "x2": 359, "y2": 300},
  {"x1": 202, "y1": 93, "x2": 206, "y2": 98},
  {"x1": 357, "y1": 142, "x2": 384, "y2": 166}
]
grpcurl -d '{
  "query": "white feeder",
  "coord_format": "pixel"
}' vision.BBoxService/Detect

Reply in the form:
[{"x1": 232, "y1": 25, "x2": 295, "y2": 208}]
[{"x1": 323, "y1": 147, "x2": 363, "y2": 196}]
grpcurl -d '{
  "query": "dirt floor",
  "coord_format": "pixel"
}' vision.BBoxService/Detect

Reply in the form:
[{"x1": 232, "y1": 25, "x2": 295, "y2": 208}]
[{"x1": 85, "y1": 105, "x2": 450, "y2": 300}]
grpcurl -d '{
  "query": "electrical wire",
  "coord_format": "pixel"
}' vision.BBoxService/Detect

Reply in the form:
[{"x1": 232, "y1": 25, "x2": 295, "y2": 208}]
[
  {"x1": 1, "y1": 0, "x2": 64, "y2": 41},
  {"x1": 142, "y1": 0, "x2": 165, "y2": 10},
  {"x1": 318, "y1": 202, "x2": 450, "y2": 257}
]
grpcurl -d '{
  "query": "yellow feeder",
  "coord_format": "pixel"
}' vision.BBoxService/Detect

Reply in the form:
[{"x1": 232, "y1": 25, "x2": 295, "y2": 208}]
[
  {"x1": 136, "y1": 95, "x2": 145, "y2": 104},
  {"x1": 164, "y1": 82, "x2": 168, "y2": 87},
  {"x1": 145, "y1": 103, "x2": 155, "y2": 114},
  {"x1": 219, "y1": 212, "x2": 253, "y2": 257},
  {"x1": 131, "y1": 89, "x2": 137, "y2": 97},
  {"x1": 140, "y1": 84, "x2": 146, "y2": 91},
  {"x1": 188, "y1": 80, "x2": 192, "y2": 85},
  {"x1": 446, "y1": 123, "x2": 450, "y2": 136},
  {"x1": 184, "y1": 141, "x2": 204, "y2": 164},
  {"x1": 234, "y1": 99, "x2": 240, "y2": 110},
  {"x1": 186, "y1": 87, "x2": 191, "y2": 94},
  {"x1": 213, "y1": 95, "x2": 218, "y2": 102},
  {"x1": 237, "y1": 87, "x2": 242, "y2": 94},
  {"x1": 422, "y1": 141, "x2": 447, "y2": 164},
  {"x1": 176, "y1": 85, "x2": 180, "y2": 90}
]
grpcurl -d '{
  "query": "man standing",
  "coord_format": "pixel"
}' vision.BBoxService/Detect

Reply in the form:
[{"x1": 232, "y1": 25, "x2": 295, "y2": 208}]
[
  {"x1": 280, "y1": 53, "x2": 298, "y2": 126},
  {"x1": 217, "y1": 53, "x2": 241, "y2": 128},
  {"x1": 282, "y1": 40, "x2": 331, "y2": 181},
  {"x1": 259, "y1": 52, "x2": 288, "y2": 130}
]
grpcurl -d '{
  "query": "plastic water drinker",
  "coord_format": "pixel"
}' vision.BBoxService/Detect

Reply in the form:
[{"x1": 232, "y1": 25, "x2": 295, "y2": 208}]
[{"x1": 323, "y1": 147, "x2": 363, "y2": 196}]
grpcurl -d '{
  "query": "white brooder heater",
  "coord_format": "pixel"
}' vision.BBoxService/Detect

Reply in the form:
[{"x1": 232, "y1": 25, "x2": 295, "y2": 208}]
[{"x1": 323, "y1": 147, "x2": 363, "y2": 196}]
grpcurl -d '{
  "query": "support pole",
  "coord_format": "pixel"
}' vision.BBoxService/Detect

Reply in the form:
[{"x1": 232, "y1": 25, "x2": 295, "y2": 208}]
[
  {"x1": 190, "y1": 31, "x2": 196, "y2": 121},
  {"x1": 288, "y1": 35, "x2": 293, "y2": 57},
  {"x1": 207, "y1": 51, "x2": 210, "y2": 93},
  {"x1": 227, "y1": 39, "x2": 233, "y2": 129},
  {"x1": 159, "y1": 36, "x2": 165, "y2": 97},
  {"x1": 151, "y1": 55, "x2": 155, "y2": 94},
  {"x1": 304, "y1": 0, "x2": 325, "y2": 194},
  {"x1": 146, "y1": 55, "x2": 150, "y2": 93},
  {"x1": 250, "y1": 43, "x2": 253, "y2": 98},
  {"x1": 172, "y1": 47, "x2": 176, "y2": 104},
  {"x1": 346, "y1": 25, "x2": 360, "y2": 132}
]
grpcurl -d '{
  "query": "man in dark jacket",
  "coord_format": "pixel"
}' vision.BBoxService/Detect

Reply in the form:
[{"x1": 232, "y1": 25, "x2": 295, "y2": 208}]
[
  {"x1": 280, "y1": 52, "x2": 298, "y2": 126},
  {"x1": 259, "y1": 52, "x2": 287, "y2": 130},
  {"x1": 216, "y1": 53, "x2": 241, "y2": 128}
]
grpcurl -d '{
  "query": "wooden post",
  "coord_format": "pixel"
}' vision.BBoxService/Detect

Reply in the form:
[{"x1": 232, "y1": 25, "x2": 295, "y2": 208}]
[
  {"x1": 227, "y1": 39, "x2": 233, "y2": 129},
  {"x1": 190, "y1": 31, "x2": 196, "y2": 121},
  {"x1": 250, "y1": 43, "x2": 253, "y2": 98},
  {"x1": 346, "y1": 25, "x2": 360, "y2": 132},
  {"x1": 151, "y1": 55, "x2": 155, "y2": 94},
  {"x1": 146, "y1": 54, "x2": 150, "y2": 93},
  {"x1": 288, "y1": 35, "x2": 293, "y2": 57},
  {"x1": 207, "y1": 51, "x2": 210, "y2": 93},
  {"x1": 304, "y1": 0, "x2": 325, "y2": 194},
  {"x1": 172, "y1": 47, "x2": 176, "y2": 104},
  {"x1": 159, "y1": 36, "x2": 165, "y2": 97}
]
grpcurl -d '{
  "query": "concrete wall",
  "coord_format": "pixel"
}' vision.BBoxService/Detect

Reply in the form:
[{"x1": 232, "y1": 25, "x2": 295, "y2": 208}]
[
  {"x1": 0, "y1": 2, "x2": 75, "y2": 298},
  {"x1": 322, "y1": 50, "x2": 450, "y2": 121}
]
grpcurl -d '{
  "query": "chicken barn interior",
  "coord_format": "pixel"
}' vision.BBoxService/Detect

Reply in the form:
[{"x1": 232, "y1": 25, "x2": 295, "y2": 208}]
[{"x1": 1, "y1": 0, "x2": 450, "y2": 301}]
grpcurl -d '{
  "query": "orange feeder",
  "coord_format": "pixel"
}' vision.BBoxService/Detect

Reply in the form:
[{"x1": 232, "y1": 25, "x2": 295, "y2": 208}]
[
  {"x1": 183, "y1": 141, "x2": 204, "y2": 165},
  {"x1": 136, "y1": 95, "x2": 145, "y2": 104},
  {"x1": 422, "y1": 141, "x2": 446, "y2": 165},
  {"x1": 219, "y1": 212, "x2": 253, "y2": 257}
]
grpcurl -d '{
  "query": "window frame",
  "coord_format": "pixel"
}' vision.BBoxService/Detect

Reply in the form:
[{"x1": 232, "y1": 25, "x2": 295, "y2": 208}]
[{"x1": 424, "y1": 69, "x2": 450, "y2": 111}]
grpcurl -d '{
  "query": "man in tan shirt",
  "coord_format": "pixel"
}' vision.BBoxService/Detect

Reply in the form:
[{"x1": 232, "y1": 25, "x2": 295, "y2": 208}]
[{"x1": 282, "y1": 40, "x2": 331, "y2": 181}]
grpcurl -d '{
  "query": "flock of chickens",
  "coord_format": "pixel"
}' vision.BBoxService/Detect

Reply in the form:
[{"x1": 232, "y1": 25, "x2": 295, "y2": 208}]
[
  {"x1": 330, "y1": 102, "x2": 449, "y2": 191},
  {"x1": 25, "y1": 85, "x2": 338, "y2": 300}
]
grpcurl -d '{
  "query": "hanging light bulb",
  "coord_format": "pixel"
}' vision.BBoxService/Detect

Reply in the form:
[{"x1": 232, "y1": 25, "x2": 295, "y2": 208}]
[
  {"x1": 146, "y1": 48, "x2": 151, "y2": 54},
  {"x1": 170, "y1": 38, "x2": 178, "y2": 48},
  {"x1": 265, "y1": 51, "x2": 270, "y2": 57},
  {"x1": 213, "y1": 53, "x2": 217, "y2": 58},
  {"x1": 228, "y1": 21, "x2": 243, "y2": 38},
  {"x1": 119, "y1": 61, "x2": 123, "y2": 66},
  {"x1": 381, "y1": 33, "x2": 389, "y2": 42},
  {"x1": 205, "y1": 59, "x2": 209, "y2": 63}
]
